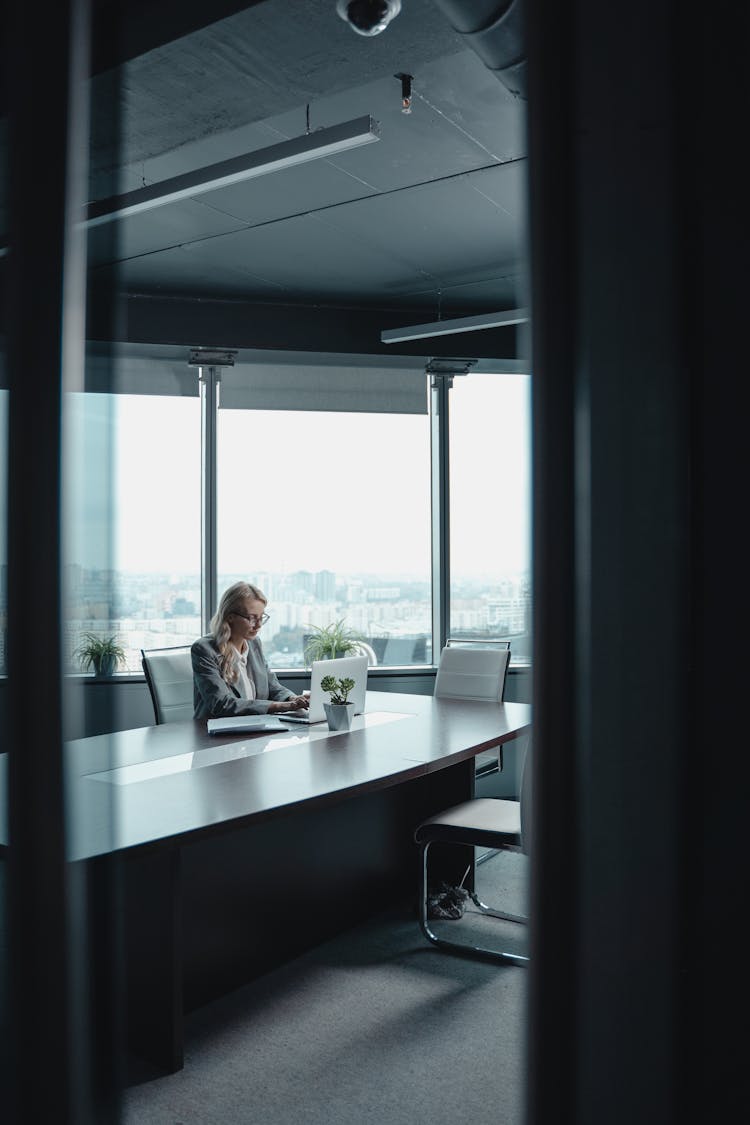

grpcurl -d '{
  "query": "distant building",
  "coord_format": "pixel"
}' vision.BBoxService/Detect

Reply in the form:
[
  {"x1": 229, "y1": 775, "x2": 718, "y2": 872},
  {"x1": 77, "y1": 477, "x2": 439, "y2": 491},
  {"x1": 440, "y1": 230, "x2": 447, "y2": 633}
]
[
  {"x1": 315, "y1": 569, "x2": 336, "y2": 601},
  {"x1": 487, "y1": 596, "x2": 528, "y2": 635},
  {"x1": 291, "y1": 570, "x2": 314, "y2": 594}
]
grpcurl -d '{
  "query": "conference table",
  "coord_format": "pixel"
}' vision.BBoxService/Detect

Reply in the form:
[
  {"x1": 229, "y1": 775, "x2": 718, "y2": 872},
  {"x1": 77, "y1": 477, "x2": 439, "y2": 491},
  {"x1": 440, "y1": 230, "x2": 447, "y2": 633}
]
[{"x1": 3, "y1": 690, "x2": 532, "y2": 1072}]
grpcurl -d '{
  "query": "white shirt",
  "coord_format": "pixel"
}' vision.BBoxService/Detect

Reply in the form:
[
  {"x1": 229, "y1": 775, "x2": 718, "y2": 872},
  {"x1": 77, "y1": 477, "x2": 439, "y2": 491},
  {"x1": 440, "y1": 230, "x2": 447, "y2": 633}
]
[{"x1": 231, "y1": 643, "x2": 256, "y2": 701}]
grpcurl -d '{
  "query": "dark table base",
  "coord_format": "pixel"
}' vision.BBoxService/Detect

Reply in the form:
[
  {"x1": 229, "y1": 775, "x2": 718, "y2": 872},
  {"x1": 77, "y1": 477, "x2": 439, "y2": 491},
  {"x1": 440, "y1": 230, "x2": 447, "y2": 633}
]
[{"x1": 120, "y1": 757, "x2": 475, "y2": 1073}]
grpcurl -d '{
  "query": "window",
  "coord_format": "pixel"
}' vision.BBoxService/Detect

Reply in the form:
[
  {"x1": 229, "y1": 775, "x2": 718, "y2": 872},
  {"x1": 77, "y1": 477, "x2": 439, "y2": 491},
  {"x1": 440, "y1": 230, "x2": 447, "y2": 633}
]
[
  {"x1": 217, "y1": 406, "x2": 432, "y2": 668},
  {"x1": 448, "y1": 372, "x2": 532, "y2": 661},
  {"x1": 63, "y1": 392, "x2": 201, "y2": 673},
  {"x1": 56, "y1": 359, "x2": 532, "y2": 676}
]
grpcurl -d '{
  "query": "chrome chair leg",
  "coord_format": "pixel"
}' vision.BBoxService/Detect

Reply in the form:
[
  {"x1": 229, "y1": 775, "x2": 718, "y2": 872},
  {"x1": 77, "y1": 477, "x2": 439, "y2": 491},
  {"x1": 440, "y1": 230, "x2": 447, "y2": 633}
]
[
  {"x1": 418, "y1": 841, "x2": 529, "y2": 966},
  {"x1": 469, "y1": 844, "x2": 528, "y2": 923},
  {"x1": 468, "y1": 892, "x2": 528, "y2": 925}
]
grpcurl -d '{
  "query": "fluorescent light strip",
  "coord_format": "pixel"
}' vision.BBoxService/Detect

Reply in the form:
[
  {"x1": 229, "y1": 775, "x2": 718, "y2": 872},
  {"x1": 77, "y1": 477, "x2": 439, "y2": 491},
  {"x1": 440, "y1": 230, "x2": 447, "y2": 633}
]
[
  {"x1": 381, "y1": 307, "x2": 529, "y2": 344},
  {"x1": 84, "y1": 115, "x2": 381, "y2": 228}
]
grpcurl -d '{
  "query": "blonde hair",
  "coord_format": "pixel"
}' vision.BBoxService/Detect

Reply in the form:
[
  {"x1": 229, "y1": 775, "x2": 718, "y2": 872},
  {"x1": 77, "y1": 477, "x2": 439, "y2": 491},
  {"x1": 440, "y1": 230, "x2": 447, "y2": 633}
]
[{"x1": 211, "y1": 581, "x2": 268, "y2": 684}]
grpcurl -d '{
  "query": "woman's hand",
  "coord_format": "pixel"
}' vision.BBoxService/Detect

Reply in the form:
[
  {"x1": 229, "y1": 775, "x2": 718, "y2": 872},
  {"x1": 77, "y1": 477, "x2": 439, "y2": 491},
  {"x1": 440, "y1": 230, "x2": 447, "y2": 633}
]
[{"x1": 269, "y1": 695, "x2": 308, "y2": 713}]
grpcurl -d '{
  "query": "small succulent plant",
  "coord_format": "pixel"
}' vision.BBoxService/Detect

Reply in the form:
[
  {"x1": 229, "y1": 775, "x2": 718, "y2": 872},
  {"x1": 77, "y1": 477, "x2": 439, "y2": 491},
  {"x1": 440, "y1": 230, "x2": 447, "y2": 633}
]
[{"x1": 320, "y1": 675, "x2": 356, "y2": 705}]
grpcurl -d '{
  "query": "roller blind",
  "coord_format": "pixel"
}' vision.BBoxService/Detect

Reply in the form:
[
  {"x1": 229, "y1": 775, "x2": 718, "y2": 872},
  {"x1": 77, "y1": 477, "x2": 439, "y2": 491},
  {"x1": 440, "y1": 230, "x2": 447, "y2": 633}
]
[
  {"x1": 74, "y1": 347, "x2": 428, "y2": 413},
  {"x1": 83, "y1": 351, "x2": 198, "y2": 396},
  {"x1": 220, "y1": 361, "x2": 427, "y2": 414}
]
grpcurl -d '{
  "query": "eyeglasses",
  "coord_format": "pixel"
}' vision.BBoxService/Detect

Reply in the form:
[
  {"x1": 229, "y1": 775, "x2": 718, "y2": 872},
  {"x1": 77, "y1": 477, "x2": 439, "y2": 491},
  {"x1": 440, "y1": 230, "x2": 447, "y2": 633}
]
[{"x1": 232, "y1": 611, "x2": 270, "y2": 627}]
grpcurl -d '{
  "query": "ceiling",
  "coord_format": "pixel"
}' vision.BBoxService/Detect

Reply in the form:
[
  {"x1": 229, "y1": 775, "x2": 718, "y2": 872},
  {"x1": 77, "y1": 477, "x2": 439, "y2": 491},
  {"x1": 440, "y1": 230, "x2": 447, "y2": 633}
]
[{"x1": 83, "y1": 0, "x2": 528, "y2": 349}]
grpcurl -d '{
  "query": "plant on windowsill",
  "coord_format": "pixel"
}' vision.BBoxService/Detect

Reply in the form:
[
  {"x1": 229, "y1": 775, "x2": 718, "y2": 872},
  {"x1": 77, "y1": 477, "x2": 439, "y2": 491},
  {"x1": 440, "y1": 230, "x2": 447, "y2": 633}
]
[
  {"x1": 303, "y1": 619, "x2": 363, "y2": 666},
  {"x1": 320, "y1": 674, "x2": 356, "y2": 731},
  {"x1": 73, "y1": 632, "x2": 126, "y2": 678}
]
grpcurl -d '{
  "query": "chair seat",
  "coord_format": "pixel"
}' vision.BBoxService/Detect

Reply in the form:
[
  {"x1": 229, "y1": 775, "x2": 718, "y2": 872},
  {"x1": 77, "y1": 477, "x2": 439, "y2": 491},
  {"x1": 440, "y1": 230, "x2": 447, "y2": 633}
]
[
  {"x1": 414, "y1": 742, "x2": 531, "y2": 965},
  {"x1": 414, "y1": 797, "x2": 521, "y2": 848}
]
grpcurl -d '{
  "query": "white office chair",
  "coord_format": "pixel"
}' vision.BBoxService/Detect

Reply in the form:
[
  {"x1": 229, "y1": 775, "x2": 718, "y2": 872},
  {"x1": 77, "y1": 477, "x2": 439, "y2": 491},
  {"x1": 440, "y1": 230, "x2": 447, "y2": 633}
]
[
  {"x1": 434, "y1": 644, "x2": 512, "y2": 783},
  {"x1": 434, "y1": 644, "x2": 511, "y2": 702},
  {"x1": 141, "y1": 645, "x2": 195, "y2": 724},
  {"x1": 414, "y1": 738, "x2": 532, "y2": 966},
  {"x1": 353, "y1": 640, "x2": 378, "y2": 666}
]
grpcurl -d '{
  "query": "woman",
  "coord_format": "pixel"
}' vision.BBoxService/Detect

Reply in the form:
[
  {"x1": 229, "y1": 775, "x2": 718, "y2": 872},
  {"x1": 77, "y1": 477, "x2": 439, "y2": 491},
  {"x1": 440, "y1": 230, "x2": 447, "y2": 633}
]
[{"x1": 192, "y1": 581, "x2": 308, "y2": 719}]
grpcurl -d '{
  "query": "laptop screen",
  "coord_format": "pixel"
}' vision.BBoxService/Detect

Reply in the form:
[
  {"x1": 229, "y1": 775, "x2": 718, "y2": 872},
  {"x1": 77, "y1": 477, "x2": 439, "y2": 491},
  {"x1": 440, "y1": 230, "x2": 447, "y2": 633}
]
[{"x1": 309, "y1": 654, "x2": 369, "y2": 720}]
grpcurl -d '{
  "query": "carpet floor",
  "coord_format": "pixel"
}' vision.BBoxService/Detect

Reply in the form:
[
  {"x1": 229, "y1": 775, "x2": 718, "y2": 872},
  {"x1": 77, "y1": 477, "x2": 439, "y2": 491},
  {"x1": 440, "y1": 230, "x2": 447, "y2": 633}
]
[{"x1": 122, "y1": 850, "x2": 529, "y2": 1125}]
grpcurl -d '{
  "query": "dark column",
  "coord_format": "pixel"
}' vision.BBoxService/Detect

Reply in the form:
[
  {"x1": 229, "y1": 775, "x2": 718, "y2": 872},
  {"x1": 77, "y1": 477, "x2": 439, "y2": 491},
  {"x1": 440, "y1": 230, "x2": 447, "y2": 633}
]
[
  {"x1": 4, "y1": 0, "x2": 120, "y2": 1121},
  {"x1": 524, "y1": 1, "x2": 745, "y2": 1122}
]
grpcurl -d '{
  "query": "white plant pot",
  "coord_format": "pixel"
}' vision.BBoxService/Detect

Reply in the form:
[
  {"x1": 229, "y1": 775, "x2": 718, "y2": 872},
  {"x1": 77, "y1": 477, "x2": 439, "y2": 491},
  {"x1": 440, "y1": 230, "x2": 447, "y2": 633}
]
[{"x1": 324, "y1": 702, "x2": 353, "y2": 731}]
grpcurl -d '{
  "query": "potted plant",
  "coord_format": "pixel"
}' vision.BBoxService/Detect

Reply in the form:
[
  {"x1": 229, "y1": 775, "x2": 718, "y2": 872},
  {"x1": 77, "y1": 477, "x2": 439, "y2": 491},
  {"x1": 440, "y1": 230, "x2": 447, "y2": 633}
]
[
  {"x1": 320, "y1": 674, "x2": 356, "y2": 731},
  {"x1": 73, "y1": 632, "x2": 126, "y2": 677},
  {"x1": 303, "y1": 619, "x2": 363, "y2": 666}
]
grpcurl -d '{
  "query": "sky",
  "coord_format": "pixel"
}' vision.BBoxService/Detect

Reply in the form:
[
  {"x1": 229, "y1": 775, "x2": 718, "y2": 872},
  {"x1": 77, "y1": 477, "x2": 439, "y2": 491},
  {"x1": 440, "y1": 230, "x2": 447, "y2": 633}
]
[{"x1": 44, "y1": 371, "x2": 531, "y2": 580}]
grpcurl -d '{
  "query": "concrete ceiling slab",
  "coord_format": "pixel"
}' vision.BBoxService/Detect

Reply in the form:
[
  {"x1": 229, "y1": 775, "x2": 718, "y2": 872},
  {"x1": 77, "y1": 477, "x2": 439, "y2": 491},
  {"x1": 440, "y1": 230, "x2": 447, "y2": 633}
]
[{"x1": 80, "y1": 0, "x2": 529, "y2": 331}]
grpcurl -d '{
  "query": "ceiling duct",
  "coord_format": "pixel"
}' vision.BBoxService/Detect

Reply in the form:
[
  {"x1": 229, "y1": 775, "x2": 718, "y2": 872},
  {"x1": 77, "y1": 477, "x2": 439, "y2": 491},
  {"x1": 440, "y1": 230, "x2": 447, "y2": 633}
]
[{"x1": 429, "y1": 0, "x2": 526, "y2": 99}]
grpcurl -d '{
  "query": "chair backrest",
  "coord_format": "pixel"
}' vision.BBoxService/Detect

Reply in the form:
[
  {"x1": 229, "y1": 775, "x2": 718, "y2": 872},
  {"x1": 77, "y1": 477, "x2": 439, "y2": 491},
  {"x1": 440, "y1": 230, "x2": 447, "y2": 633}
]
[
  {"x1": 433, "y1": 645, "x2": 511, "y2": 702},
  {"x1": 141, "y1": 646, "x2": 194, "y2": 724},
  {"x1": 352, "y1": 640, "x2": 378, "y2": 666}
]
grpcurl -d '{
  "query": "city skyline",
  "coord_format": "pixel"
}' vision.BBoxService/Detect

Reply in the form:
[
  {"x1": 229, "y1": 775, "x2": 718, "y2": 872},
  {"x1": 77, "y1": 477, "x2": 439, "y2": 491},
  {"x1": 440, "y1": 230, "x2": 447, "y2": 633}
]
[{"x1": 54, "y1": 563, "x2": 532, "y2": 673}]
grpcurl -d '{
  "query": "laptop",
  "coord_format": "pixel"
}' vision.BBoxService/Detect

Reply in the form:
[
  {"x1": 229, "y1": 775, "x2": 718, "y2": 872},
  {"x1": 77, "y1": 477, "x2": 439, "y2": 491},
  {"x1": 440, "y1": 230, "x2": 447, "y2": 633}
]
[{"x1": 282, "y1": 654, "x2": 369, "y2": 724}]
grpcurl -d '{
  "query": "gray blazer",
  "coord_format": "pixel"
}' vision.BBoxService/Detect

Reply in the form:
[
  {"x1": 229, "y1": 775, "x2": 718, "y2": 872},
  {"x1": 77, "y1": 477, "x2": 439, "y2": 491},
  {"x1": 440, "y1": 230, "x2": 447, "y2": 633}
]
[{"x1": 191, "y1": 635, "x2": 295, "y2": 719}]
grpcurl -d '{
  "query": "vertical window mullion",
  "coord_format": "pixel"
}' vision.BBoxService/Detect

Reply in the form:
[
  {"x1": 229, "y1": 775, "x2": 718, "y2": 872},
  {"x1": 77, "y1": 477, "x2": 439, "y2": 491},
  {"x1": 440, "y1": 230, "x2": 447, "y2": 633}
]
[
  {"x1": 430, "y1": 371, "x2": 451, "y2": 660},
  {"x1": 199, "y1": 365, "x2": 219, "y2": 632}
]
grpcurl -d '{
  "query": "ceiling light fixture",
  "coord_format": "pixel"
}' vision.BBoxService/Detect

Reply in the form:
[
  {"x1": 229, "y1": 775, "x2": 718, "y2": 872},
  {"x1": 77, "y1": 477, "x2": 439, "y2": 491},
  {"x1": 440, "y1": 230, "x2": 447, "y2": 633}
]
[
  {"x1": 395, "y1": 72, "x2": 413, "y2": 114},
  {"x1": 381, "y1": 308, "x2": 529, "y2": 344},
  {"x1": 84, "y1": 115, "x2": 381, "y2": 228}
]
